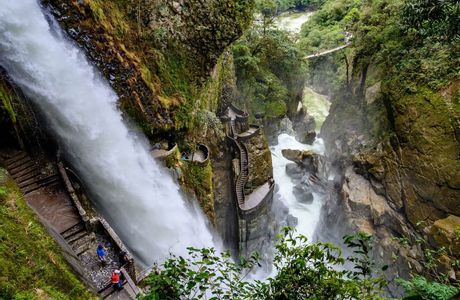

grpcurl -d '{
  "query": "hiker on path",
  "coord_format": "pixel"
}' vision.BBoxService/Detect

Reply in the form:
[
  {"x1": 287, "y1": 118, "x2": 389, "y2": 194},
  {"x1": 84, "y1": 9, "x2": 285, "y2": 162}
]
[
  {"x1": 97, "y1": 244, "x2": 105, "y2": 263},
  {"x1": 111, "y1": 269, "x2": 123, "y2": 290}
]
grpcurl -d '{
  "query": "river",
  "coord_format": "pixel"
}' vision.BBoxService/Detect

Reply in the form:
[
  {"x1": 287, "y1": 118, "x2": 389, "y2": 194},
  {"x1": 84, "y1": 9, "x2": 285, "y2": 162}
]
[{"x1": 272, "y1": 10, "x2": 331, "y2": 241}]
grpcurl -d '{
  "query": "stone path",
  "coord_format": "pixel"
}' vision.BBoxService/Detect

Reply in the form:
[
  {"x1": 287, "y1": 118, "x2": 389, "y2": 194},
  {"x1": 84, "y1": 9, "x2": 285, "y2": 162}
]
[
  {"x1": 304, "y1": 43, "x2": 350, "y2": 59},
  {"x1": 1, "y1": 150, "x2": 137, "y2": 299}
]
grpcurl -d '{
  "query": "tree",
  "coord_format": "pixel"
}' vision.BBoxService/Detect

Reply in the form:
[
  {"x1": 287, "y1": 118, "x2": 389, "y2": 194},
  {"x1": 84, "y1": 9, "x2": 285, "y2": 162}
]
[
  {"x1": 256, "y1": 0, "x2": 278, "y2": 35},
  {"x1": 139, "y1": 228, "x2": 387, "y2": 299},
  {"x1": 402, "y1": 0, "x2": 460, "y2": 40}
]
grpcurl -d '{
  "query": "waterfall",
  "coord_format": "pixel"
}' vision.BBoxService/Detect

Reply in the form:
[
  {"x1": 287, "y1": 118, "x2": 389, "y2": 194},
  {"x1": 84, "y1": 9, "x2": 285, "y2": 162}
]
[{"x1": 0, "y1": 0, "x2": 214, "y2": 266}]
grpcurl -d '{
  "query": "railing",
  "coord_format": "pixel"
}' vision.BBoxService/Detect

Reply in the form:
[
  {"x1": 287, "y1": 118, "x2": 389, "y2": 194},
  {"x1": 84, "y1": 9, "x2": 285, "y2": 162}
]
[
  {"x1": 226, "y1": 134, "x2": 249, "y2": 208},
  {"x1": 151, "y1": 143, "x2": 178, "y2": 159},
  {"x1": 229, "y1": 103, "x2": 246, "y2": 116},
  {"x1": 58, "y1": 161, "x2": 138, "y2": 284},
  {"x1": 57, "y1": 162, "x2": 89, "y2": 225},
  {"x1": 236, "y1": 124, "x2": 261, "y2": 141}
]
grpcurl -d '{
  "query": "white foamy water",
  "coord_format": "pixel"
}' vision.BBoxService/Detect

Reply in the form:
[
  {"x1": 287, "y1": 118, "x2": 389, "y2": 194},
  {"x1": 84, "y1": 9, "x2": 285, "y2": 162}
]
[
  {"x1": 271, "y1": 134, "x2": 325, "y2": 239},
  {"x1": 0, "y1": 0, "x2": 214, "y2": 266},
  {"x1": 275, "y1": 11, "x2": 313, "y2": 33},
  {"x1": 272, "y1": 9, "x2": 333, "y2": 240}
]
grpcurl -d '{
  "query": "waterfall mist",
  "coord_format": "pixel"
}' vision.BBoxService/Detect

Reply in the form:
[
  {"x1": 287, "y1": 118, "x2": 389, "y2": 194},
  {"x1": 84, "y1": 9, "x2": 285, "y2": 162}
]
[{"x1": 0, "y1": 0, "x2": 214, "y2": 266}]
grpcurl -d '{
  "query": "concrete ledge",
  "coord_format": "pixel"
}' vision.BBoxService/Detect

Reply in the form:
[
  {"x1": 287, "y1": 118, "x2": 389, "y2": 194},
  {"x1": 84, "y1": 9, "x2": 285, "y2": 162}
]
[
  {"x1": 151, "y1": 143, "x2": 178, "y2": 159},
  {"x1": 229, "y1": 103, "x2": 246, "y2": 116},
  {"x1": 236, "y1": 125, "x2": 261, "y2": 141},
  {"x1": 57, "y1": 162, "x2": 89, "y2": 224},
  {"x1": 239, "y1": 182, "x2": 274, "y2": 215},
  {"x1": 183, "y1": 143, "x2": 210, "y2": 165}
]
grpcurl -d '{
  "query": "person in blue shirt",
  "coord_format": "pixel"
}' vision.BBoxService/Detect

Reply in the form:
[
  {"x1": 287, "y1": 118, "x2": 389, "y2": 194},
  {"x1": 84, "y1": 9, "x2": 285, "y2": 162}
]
[{"x1": 97, "y1": 244, "x2": 105, "y2": 263}]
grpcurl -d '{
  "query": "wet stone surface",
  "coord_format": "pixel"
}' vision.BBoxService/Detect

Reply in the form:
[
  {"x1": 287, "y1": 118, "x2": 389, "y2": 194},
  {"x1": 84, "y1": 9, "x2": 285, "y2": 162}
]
[{"x1": 79, "y1": 233, "x2": 122, "y2": 290}]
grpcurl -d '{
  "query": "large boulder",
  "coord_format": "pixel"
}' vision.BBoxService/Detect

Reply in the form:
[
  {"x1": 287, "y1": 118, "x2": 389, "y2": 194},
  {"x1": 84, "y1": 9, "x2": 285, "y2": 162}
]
[
  {"x1": 285, "y1": 163, "x2": 303, "y2": 180},
  {"x1": 293, "y1": 184, "x2": 314, "y2": 204},
  {"x1": 281, "y1": 149, "x2": 321, "y2": 174},
  {"x1": 430, "y1": 215, "x2": 460, "y2": 258},
  {"x1": 291, "y1": 108, "x2": 316, "y2": 145}
]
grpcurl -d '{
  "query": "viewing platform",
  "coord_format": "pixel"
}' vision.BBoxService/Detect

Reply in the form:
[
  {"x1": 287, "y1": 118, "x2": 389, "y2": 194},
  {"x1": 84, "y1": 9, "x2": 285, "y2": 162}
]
[
  {"x1": 182, "y1": 143, "x2": 210, "y2": 164},
  {"x1": 239, "y1": 181, "x2": 274, "y2": 213},
  {"x1": 224, "y1": 104, "x2": 274, "y2": 213},
  {"x1": 150, "y1": 143, "x2": 177, "y2": 159}
]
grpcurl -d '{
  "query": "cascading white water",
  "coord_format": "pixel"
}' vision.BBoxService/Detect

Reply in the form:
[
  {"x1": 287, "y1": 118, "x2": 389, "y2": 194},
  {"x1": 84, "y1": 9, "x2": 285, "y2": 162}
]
[
  {"x1": 272, "y1": 10, "x2": 332, "y2": 241},
  {"x1": 0, "y1": 0, "x2": 214, "y2": 266},
  {"x1": 271, "y1": 134, "x2": 326, "y2": 239}
]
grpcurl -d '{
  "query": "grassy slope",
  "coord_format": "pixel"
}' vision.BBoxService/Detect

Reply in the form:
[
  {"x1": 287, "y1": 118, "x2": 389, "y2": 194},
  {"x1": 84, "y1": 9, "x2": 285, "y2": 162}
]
[{"x1": 0, "y1": 169, "x2": 94, "y2": 300}]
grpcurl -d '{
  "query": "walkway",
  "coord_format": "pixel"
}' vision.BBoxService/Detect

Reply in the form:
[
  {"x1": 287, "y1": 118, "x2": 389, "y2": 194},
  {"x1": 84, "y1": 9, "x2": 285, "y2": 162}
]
[
  {"x1": 304, "y1": 43, "x2": 350, "y2": 59},
  {"x1": 151, "y1": 144, "x2": 177, "y2": 159},
  {"x1": 237, "y1": 126, "x2": 258, "y2": 138},
  {"x1": 0, "y1": 150, "x2": 138, "y2": 299},
  {"x1": 225, "y1": 106, "x2": 272, "y2": 211},
  {"x1": 241, "y1": 182, "x2": 271, "y2": 211}
]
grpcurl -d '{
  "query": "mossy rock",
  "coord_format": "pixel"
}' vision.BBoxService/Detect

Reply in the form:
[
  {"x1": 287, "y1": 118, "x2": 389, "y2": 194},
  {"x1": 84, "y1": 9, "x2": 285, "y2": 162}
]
[
  {"x1": 430, "y1": 215, "x2": 460, "y2": 258},
  {"x1": 181, "y1": 160, "x2": 216, "y2": 224}
]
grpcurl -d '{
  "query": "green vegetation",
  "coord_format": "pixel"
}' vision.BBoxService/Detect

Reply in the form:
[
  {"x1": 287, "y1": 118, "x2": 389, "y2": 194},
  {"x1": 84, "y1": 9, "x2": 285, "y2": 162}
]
[
  {"x1": 391, "y1": 221, "x2": 460, "y2": 300},
  {"x1": 232, "y1": 11, "x2": 306, "y2": 119},
  {"x1": 181, "y1": 157, "x2": 215, "y2": 224},
  {"x1": 139, "y1": 229, "x2": 387, "y2": 299},
  {"x1": 0, "y1": 80, "x2": 17, "y2": 124},
  {"x1": 258, "y1": 0, "x2": 325, "y2": 13},
  {"x1": 0, "y1": 169, "x2": 93, "y2": 299},
  {"x1": 73, "y1": 0, "x2": 255, "y2": 132},
  {"x1": 138, "y1": 228, "x2": 460, "y2": 299},
  {"x1": 398, "y1": 276, "x2": 460, "y2": 300},
  {"x1": 298, "y1": 0, "x2": 459, "y2": 95}
]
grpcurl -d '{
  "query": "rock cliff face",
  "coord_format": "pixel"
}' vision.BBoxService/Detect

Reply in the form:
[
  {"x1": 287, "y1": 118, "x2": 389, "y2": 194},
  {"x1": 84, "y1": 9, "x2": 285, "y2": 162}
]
[
  {"x1": 43, "y1": 0, "x2": 254, "y2": 134},
  {"x1": 319, "y1": 69, "x2": 460, "y2": 292},
  {"x1": 0, "y1": 0, "x2": 260, "y2": 257},
  {"x1": 139, "y1": 0, "x2": 254, "y2": 77},
  {"x1": 245, "y1": 133, "x2": 272, "y2": 191}
]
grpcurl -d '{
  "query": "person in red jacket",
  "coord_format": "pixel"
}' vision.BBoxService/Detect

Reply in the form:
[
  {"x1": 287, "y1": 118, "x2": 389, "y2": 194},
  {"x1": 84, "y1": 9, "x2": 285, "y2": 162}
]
[{"x1": 111, "y1": 269, "x2": 122, "y2": 290}]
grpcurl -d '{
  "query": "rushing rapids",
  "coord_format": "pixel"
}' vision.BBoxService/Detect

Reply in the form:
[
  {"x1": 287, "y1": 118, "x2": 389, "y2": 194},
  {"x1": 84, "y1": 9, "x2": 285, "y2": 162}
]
[{"x1": 0, "y1": 0, "x2": 214, "y2": 266}]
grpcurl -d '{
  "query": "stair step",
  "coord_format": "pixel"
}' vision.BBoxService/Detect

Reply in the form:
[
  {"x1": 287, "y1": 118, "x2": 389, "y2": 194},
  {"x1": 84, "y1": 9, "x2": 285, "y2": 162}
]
[
  {"x1": 37, "y1": 174, "x2": 59, "y2": 185},
  {"x1": 15, "y1": 170, "x2": 40, "y2": 184},
  {"x1": 99, "y1": 283, "x2": 115, "y2": 298},
  {"x1": 64, "y1": 228, "x2": 87, "y2": 243},
  {"x1": 61, "y1": 222, "x2": 85, "y2": 238},
  {"x1": 9, "y1": 161, "x2": 37, "y2": 176},
  {"x1": 6, "y1": 156, "x2": 32, "y2": 170},
  {"x1": 18, "y1": 177, "x2": 40, "y2": 189},
  {"x1": 22, "y1": 183, "x2": 42, "y2": 195},
  {"x1": 20, "y1": 175, "x2": 59, "y2": 194},
  {"x1": 4, "y1": 152, "x2": 27, "y2": 165},
  {"x1": 100, "y1": 281, "x2": 126, "y2": 298},
  {"x1": 71, "y1": 232, "x2": 95, "y2": 252},
  {"x1": 75, "y1": 245, "x2": 91, "y2": 257}
]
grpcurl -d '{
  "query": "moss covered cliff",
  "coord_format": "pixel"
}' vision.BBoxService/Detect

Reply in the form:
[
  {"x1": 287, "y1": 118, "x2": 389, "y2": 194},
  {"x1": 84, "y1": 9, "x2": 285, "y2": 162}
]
[
  {"x1": 310, "y1": 0, "x2": 459, "y2": 290},
  {"x1": 44, "y1": 0, "x2": 254, "y2": 136}
]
